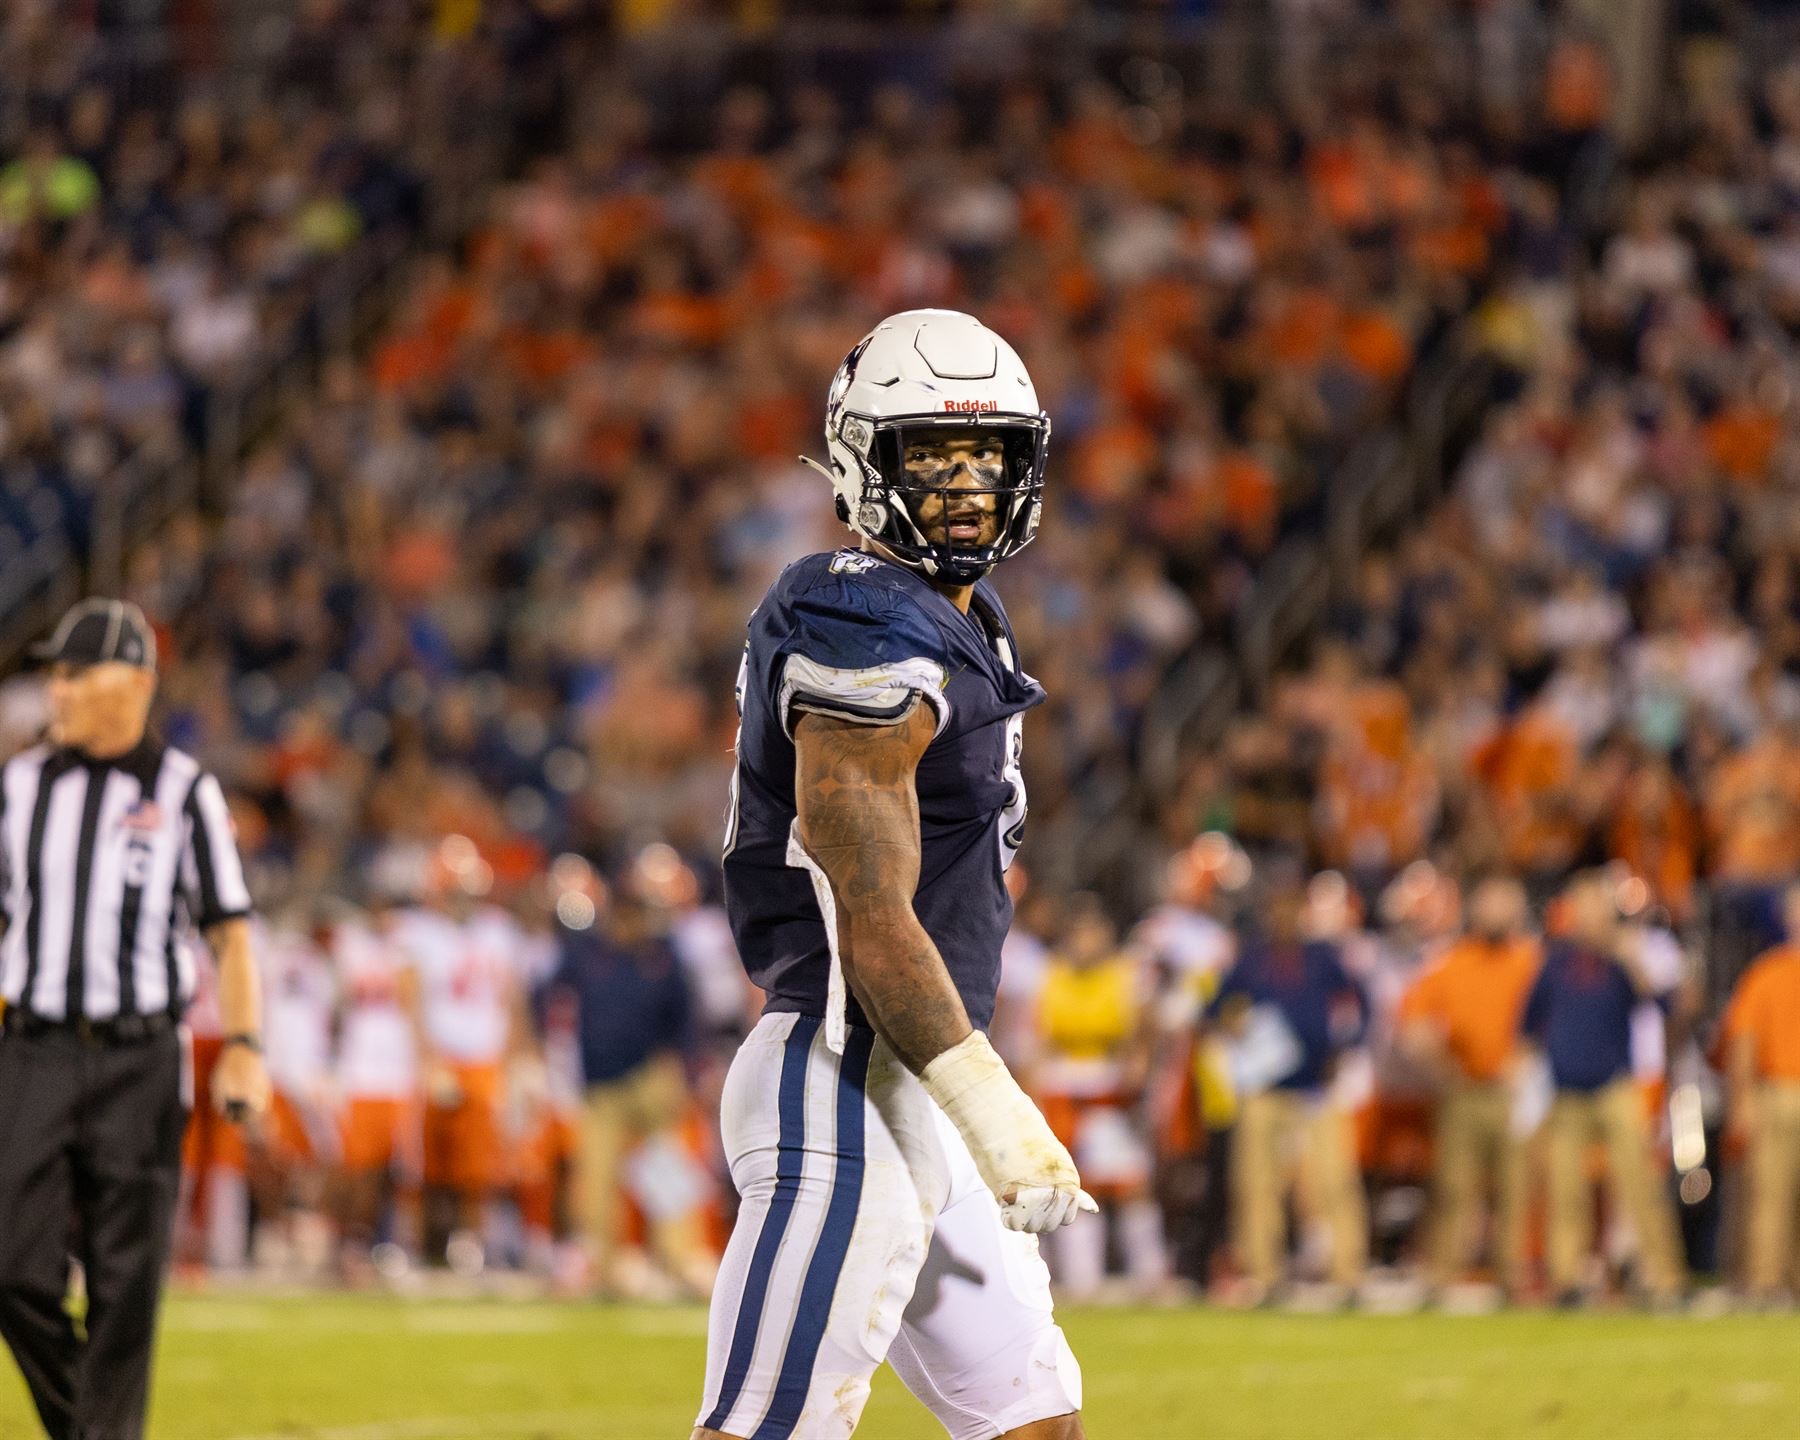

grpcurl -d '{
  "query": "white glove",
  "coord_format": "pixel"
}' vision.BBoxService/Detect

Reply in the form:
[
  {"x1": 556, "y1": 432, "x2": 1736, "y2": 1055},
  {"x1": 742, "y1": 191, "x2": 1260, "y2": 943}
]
[{"x1": 918, "y1": 1032, "x2": 1098, "y2": 1234}]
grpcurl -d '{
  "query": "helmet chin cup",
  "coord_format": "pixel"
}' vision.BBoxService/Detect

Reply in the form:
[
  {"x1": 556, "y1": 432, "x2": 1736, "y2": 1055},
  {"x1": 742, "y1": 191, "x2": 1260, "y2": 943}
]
[{"x1": 936, "y1": 552, "x2": 993, "y2": 586}]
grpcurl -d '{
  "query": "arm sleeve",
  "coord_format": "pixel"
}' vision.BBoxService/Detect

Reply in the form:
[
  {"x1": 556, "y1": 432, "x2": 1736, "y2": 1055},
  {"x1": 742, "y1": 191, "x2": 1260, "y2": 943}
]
[
  {"x1": 181, "y1": 772, "x2": 253, "y2": 928},
  {"x1": 776, "y1": 580, "x2": 952, "y2": 738}
]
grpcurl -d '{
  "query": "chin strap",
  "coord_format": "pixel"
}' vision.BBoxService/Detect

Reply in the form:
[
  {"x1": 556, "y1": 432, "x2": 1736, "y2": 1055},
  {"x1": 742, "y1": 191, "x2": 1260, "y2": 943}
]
[{"x1": 798, "y1": 453, "x2": 943, "y2": 578}]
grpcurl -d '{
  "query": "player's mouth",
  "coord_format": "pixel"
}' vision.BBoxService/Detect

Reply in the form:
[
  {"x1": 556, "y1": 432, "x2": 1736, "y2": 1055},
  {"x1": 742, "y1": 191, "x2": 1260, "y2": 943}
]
[{"x1": 944, "y1": 513, "x2": 988, "y2": 544}]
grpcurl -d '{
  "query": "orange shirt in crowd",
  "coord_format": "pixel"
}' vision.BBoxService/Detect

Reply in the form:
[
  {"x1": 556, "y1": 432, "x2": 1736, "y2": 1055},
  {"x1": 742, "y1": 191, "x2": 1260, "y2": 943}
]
[
  {"x1": 1412, "y1": 214, "x2": 1491, "y2": 278},
  {"x1": 1707, "y1": 738, "x2": 1800, "y2": 882},
  {"x1": 1307, "y1": 140, "x2": 1376, "y2": 233},
  {"x1": 1073, "y1": 413, "x2": 1157, "y2": 503},
  {"x1": 587, "y1": 194, "x2": 660, "y2": 266},
  {"x1": 1723, "y1": 944, "x2": 1800, "y2": 1082},
  {"x1": 1318, "y1": 748, "x2": 1437, "y2": 872},
  {"x1": 372, "y1": 328, "x2": 453, "y2": 393},
  {"x1": 1217, "y1": 449, "x2": 1279, "y2": 545},
  {"x1": 1545, "y1": 38, "x2": 1612, "y2": 132},
  {"x1": 1608, "y1": 775, "x2": 1698, "y2": 923},
  {"x1": 1704, "y1": 401, "x2": 1779, "y2": 484},
  {"x1": 1339, "y1": 308, "x2": 1412, "y2": 383},
  {"x1": 1265, "y1": 286, "x2": 1340, "y2": 371},
  {"x1": 1399, "y1": 936, "x2": 1542, "y2": 1083},
  {"x1": 497, "y1": 327, "x2": 595, "y2": 389},
  {"x1": 1473, "y1": 708, "x2": 1582, "y2": 871}
]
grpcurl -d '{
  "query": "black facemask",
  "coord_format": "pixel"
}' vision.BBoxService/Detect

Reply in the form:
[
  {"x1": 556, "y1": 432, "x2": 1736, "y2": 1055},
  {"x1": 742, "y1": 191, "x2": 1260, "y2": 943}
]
[{"x1": 847, "y1": 414, "x2": 1049, "y2": 586}]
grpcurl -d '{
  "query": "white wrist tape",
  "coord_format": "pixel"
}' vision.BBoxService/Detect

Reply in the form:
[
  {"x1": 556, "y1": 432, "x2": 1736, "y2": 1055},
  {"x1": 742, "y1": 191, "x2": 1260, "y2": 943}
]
[{"x1": 918, "y1": 1032, "x2": 1097, "y2": 1233}]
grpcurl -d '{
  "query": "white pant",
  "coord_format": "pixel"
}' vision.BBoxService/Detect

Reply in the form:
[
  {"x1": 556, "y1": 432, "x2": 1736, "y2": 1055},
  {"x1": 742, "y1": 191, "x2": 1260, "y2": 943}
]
[{"x1": 697, "y1": 1013, "x2": 1083, "y2": 1440}]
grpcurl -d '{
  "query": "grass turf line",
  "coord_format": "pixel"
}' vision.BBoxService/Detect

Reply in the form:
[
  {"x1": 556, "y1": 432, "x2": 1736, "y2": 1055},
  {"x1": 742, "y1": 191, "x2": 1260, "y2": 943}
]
[{"x1": 0, "y1": 1295, "x2": 1791, "y2": 1439}]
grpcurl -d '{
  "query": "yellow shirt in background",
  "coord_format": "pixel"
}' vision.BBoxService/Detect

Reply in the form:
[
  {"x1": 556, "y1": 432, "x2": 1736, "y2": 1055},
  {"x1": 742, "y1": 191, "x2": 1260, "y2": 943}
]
[{"x1": 1037, "y1": 954, "x2": 1138, "y2": 1062}]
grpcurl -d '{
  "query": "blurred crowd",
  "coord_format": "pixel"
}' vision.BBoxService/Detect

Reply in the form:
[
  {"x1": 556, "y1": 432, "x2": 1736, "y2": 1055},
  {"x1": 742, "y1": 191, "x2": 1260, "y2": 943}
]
[
  {"x1": 51, "y1": 12, "x2": 1574, "y2": 894},
  {"x1": 6, "y1": 1, "x2": 1800, "y2": 1312},
  {"x1": 1164, "y1": 49, "x2": 1800, "y2": 963},
  {"x1": 0, "y1": 0, "x2": 558, "y2": 576}
]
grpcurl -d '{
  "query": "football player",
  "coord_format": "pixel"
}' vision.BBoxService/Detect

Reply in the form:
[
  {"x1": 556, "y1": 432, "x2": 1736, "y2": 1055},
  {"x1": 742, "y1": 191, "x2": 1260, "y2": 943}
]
[
  {"x1": 693, "y1": 311, "x2": 1090, "y2": 1440},
  {"x1": 331, "y1": 898, "x2": 421, "y2": 1277},
  {"x1": 394, "y1": 836, "x2": 536, "y2": 1268},
  {"x1": 247, "y1": 906, "x2": 340, "y2": 1275}
]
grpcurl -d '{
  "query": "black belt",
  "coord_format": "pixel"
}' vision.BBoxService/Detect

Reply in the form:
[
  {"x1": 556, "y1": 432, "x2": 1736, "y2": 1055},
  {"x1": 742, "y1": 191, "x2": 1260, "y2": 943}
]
[{"x1": 1, "y1": 1008, "x2": 175, "y2": 1046}]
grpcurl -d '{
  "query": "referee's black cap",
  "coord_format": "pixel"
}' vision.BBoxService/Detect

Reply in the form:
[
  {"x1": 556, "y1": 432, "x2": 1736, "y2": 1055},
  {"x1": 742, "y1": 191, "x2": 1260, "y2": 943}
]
[{"x1": 32, "y1": 598, "x2": 157, "y2": 671}]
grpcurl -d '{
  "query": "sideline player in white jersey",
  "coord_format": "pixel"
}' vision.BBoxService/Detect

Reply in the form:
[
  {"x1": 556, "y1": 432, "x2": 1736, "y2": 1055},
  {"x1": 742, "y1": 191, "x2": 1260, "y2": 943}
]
[
  {"x1": 695, "y1": 312, "x2": 1090, "y2": 1440},
  {"x1": 332, "y1": 901, "x2": 420, "y2": 1271},
  {"x1": 249, "y1": 909, "x2": 339, "y2": 1272},
  {"x1": 989, "y1": 864, "x2": 1051, "y2": 1074},
  {"x1": 1130, "y1": 836, "x2": 1240, "y2": 1021},
  {"x1": 393, "y1": 836, "x2": 533, "y2": 1264}
]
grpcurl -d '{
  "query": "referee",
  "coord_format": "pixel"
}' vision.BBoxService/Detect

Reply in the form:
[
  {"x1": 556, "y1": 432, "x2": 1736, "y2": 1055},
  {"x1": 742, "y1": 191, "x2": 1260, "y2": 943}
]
[{"x1": 0, "y1": 598, "x2": 269, "y2": 1440}]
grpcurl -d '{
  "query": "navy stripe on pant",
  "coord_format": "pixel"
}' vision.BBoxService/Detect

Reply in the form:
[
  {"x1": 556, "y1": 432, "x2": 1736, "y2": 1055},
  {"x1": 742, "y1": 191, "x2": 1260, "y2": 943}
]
[
  {"x1": 754, "y1": 1025, "x2": 874, "y2": 1439},
  {"x1": 704, "y1": 1016, "x2": 819, "y2": 1431}
]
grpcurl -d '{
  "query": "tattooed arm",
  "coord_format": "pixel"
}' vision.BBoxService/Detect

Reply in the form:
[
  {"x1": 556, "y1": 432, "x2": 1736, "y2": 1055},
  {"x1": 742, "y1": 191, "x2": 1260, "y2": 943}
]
[
  {"x1": 792, "y1": 704, "x2": 970, "y2": 1072},
  {"x1": 793, "y1": 703, "x2": 1093, "y2": 1232}
]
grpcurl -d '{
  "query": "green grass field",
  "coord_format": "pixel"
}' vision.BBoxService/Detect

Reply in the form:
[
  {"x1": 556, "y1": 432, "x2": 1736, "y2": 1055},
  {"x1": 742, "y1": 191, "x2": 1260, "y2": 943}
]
[{"x1": 2, "y1": 1294, "x2": 1794, "y2": 1439}]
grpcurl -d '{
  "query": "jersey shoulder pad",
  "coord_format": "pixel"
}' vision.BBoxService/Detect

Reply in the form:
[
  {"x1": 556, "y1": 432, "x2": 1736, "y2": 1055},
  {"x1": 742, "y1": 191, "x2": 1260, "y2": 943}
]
[{"x1": 768, "y1": 552, "x2": 952, "y2": 736}]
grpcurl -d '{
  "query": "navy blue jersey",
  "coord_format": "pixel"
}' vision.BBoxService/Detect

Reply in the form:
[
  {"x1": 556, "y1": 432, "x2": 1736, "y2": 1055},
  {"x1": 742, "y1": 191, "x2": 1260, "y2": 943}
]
[
  {"x1": 1522, "y1": 941, "x2": 1648, "y2": 1092},
  {"x1": 723, "y1": 548, "x2": 1044, "y2": 1033}
]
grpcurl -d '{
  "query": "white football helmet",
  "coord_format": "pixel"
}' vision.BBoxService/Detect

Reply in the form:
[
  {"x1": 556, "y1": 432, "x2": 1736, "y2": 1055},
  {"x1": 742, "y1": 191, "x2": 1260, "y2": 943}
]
[{"x1": 801, "y1": 309, "x2": 1050, "y2": 586}]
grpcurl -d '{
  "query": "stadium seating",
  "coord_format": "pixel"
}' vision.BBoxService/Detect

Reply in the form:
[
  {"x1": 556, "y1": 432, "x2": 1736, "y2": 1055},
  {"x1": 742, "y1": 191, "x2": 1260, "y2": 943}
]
[
  {"x1": 0, "y1": 0, "x2": 566, "y2": 655},
  {"x1": 8, "y1": 1, "x2": 1800, "y2": 1307}
]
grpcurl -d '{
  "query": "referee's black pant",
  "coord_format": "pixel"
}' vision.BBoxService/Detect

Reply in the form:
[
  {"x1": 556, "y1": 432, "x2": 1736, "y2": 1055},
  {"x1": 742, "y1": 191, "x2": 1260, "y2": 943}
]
[{"x1": 0, "y1": 1024, "x2": 187, "y2": 1440}]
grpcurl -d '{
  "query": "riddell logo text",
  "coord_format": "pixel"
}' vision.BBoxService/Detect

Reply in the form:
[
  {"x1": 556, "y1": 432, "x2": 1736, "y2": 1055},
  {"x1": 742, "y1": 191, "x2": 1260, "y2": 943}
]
[{"x1": 943, "y1": 399, "x2": 999, "y2": 414}]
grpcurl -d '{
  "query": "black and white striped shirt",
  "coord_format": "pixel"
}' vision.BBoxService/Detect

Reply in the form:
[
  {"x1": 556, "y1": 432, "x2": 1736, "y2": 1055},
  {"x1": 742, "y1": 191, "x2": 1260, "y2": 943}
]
[{"x1": 0, "y1": 738, "x2": 251, "y2": 1021}]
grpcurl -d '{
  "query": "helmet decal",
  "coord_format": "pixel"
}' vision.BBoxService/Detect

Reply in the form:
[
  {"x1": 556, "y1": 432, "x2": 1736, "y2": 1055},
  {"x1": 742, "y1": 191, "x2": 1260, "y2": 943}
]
[
  {"x1": 830, "y1": 336, "x2": 871, "y2": 407},
  {"x1": 839, "y1": 416, "x2": 872, "y2": 452}
]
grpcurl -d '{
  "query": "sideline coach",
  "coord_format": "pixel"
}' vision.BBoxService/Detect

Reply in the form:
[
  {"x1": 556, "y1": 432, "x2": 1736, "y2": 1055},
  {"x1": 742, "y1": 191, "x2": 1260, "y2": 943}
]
[{"x1": 0, "y1": 598, "x2": 269, "y2": 1439}]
